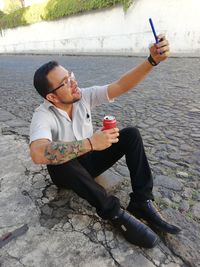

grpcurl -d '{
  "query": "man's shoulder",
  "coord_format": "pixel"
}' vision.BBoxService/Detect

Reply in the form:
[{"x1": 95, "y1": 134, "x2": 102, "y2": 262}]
[
  {"x1": 34, "y1": 103, "x2": 45, "y2": 111},
  {"x1": 81, "y1": 85, "x2": 108, "y2": 99},
  {"x1": 32, "y1": 102, "x2": 54, "y2": 121},
  {"x1": 33, "y1": 100, "x2": 53, "y2": 113},
  {"x1": 81, "y1": 85, "x2": 108, "y2": 92},
  {"x1": 80, "y1": 84, "x2": 110, "y2": 108}
]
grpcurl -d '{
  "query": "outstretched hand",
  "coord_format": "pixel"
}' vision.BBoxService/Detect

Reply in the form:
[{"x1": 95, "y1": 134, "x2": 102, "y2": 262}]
[
  {"x1": 90, "y1": 128, "x2": 119, "y2": 151},
  {"x1": 149, "y1": 34, "x2": 170, "y2": 64}
]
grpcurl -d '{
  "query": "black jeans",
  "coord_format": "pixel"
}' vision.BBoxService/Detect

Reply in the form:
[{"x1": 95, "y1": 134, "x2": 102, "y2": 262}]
[{"x1": 47, "y1": 127, "x2": 154, "y2": 220}]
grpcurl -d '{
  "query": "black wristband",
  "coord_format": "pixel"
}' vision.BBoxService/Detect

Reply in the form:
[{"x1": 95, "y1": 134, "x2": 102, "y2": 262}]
[
  {"x1": 87, "y1": 138, "x2": 93, "y2": 151},
  {"x1": 148, "y1": 54, "x2": 159, "y2": 66}
]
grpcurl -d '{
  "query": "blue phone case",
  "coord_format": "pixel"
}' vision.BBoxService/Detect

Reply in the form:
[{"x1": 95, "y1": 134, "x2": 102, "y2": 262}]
[{"x1": 149, "y1": 18, "x2": 159, "y2": 43}]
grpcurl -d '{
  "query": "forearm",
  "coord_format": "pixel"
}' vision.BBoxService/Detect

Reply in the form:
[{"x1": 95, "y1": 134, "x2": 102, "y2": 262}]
[
  {"x1": 30, "y1": 127, "x2": 120, "y2": 165},
  {"x1": 116, "y1": 59, "x2": 153, "y2": 93},
  {"x1": 108, "y1": 34, "x2": 169, "y2": 99},
  {"x1": 42, "y1": 139, "x2": 91, "y2": 165}
]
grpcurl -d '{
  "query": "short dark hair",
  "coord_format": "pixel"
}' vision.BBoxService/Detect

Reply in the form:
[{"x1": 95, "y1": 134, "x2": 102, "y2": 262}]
[{"x1": 33, "y1": 61, "x2": 59, "y2": 98}]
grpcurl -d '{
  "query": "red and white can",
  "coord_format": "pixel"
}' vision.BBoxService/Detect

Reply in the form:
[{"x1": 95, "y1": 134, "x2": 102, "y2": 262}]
[{"x1": 102, "y1": 115, "x2": 117, "y2": 130}]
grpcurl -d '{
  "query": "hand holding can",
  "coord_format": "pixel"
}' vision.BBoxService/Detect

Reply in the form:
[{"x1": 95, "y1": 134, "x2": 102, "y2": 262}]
[{"x1": 90, "y1": 116, "x2": 118, "y2": 151}]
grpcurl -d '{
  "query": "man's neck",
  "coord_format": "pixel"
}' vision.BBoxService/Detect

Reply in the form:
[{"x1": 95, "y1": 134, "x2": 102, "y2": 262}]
[{"x1": 55, "y1": 103, "x2": 73, "y2": 119}]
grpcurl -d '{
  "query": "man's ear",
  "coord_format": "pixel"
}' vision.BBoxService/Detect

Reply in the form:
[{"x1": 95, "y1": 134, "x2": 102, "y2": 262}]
[{"x1": 46, "y1": 93, "x2": 58, "y2": 103}]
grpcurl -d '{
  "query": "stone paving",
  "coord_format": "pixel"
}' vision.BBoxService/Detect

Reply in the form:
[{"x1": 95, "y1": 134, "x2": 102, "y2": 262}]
[{"x1": 0, "y1": 55, "x2": 200, "y2": 267}]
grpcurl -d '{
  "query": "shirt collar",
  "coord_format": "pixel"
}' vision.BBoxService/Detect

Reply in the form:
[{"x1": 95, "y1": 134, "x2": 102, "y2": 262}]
[
  {"x1": 44, "y1": 99, "x2": 54, "y2": 109},
  {"x1": 43, "y1": 99, "x2": 73, "y2": 121}
]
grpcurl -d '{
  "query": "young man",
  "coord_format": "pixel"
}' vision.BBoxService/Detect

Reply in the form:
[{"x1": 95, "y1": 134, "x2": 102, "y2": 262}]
[{"x1": 30, "y1": 34, "x2": 181, "y2": 249}]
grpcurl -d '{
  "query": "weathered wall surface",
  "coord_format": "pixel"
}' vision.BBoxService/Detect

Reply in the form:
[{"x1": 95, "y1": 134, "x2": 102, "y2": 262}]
[{"x1": 0, "y1": 0, "x2": 199, "y2": 56}]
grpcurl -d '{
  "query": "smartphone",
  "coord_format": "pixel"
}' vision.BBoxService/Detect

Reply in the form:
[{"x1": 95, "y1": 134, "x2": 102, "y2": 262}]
[{"x1": 149, "y1": 18, "x2": 159, "y2": 44}]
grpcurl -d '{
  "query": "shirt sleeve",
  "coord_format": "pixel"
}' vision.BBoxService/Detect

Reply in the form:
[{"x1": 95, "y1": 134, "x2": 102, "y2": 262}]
[
  {"x1": 81, "y1": 84, "x2": 114, "y2": 108},
  {"x1": 29, "y1": 110, "x2": 53, "y2": 144}
]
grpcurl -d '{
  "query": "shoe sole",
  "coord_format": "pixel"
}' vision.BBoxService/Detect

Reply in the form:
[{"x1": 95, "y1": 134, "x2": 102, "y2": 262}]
[
  {"x1": 123, "y1": 229, "x2": 159, "y2": 248},
  {"x1": 130, "y1": 210, "x2": 181, "y2": 235},
  {"x1": 148, "y1": 222, "x2": 181, "y2": 235}
]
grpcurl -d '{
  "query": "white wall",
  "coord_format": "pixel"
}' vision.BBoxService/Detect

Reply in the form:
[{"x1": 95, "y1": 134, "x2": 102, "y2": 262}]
[
  {"x1": 0, "y1": 0, "x2": 4, "y2": 11},
  {"x1": 0, "y1": 0, "x2": 200, "y2": 56}
]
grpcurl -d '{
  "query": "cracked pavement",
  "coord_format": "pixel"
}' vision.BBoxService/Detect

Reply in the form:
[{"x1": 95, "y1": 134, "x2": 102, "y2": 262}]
[{"x1": 0, "y1": 55, "x2": 200, "y2": 267}]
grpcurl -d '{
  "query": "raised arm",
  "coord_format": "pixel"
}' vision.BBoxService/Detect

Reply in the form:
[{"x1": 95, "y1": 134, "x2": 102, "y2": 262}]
[{"x1": 107, "y1": 34, "x2": 170, "y2": 99}]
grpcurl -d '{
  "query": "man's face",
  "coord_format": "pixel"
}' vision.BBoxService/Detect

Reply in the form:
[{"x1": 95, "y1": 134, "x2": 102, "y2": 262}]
[{"x1": 46, "y1": 65, "x2": 81, "y2": 105}]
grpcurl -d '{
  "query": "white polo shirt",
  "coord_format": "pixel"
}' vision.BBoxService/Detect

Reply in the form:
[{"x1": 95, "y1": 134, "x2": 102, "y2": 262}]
[{"x1": 29, "y1": 85, "x2": 113, "y2": 143}]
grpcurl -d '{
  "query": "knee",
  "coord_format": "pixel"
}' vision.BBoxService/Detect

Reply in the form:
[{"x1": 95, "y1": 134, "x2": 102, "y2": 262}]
[
  {"x1": 124, "y1": 127, "x2": 141, "y2": 139},
  {"x1": 119, "y1": 127, "x2": 142, "y2": 146}
]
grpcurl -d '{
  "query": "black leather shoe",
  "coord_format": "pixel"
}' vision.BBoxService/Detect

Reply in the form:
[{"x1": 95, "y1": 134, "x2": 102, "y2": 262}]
[
  {"x1": 127, "y1": 200, "x2": 181, "y2": 235},
  {"x1": 110, "y1": 208, "x2": 158, "y2": 248}
]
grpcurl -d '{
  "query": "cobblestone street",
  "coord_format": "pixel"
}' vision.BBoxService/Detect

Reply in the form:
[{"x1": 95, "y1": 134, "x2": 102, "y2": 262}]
[{"x1": 0, "y1": 55, "x2": 200, "y2": 267}]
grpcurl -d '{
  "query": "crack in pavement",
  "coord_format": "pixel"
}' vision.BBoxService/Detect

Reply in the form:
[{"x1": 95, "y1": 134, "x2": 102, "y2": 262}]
[
  {"x1": 3, "y1": 251, "x2": 26, "y2": 267},
  {"x1": 160, "y1": 237, "x2": 194, "y2": 267},
  {"x1": 67, "y1": 217, "x2": 122, "y2": 267}
]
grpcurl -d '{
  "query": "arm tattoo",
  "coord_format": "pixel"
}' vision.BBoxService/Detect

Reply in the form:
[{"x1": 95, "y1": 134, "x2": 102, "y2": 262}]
[{"x1": 44, "y1": 140, "x2": 84, "y2": 165}]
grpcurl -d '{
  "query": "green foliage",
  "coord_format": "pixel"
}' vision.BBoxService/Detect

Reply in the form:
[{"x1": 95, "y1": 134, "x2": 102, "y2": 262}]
[
  {"x1": 42, "y1": 0, "x2": 120, "y2": 20},
  {"x1": 121, "y1": 0, "x2": 133, "y2": 11},
  {"x1": 0, "y1": 0, "x2": 134, "y2": 30},
  {"x1": 0, "y1": 10, "x2": 5, "y2": 18},
  {"x1": 3, "y1": 0, "x2": 22, "y2": 14}
]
